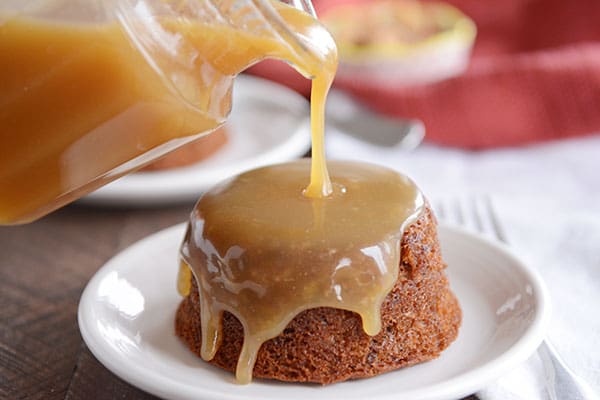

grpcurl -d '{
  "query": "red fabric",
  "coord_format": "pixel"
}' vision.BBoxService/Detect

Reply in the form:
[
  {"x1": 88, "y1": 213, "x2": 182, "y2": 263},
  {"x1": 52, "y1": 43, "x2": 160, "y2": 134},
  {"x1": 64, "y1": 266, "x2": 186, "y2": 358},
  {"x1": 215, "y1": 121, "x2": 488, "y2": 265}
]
[{"x1": 247, "y1": 0, "x2": 600, "y2": 148}]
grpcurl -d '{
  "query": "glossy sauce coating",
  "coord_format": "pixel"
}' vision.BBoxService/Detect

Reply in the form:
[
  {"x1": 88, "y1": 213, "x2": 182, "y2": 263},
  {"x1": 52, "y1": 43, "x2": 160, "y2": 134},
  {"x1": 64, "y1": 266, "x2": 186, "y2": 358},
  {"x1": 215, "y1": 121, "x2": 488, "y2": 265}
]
[{"x1": 179, "y1": 160, "x2": 424, "y2": 383}]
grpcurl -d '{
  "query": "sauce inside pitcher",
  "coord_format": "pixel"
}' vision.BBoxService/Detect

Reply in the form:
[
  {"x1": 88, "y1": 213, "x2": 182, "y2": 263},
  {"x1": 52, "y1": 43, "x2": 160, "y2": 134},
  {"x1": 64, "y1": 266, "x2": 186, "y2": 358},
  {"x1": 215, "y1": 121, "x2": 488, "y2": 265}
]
[{"x1": 0, "y1": 1, "x2": 336, "y2": 224}]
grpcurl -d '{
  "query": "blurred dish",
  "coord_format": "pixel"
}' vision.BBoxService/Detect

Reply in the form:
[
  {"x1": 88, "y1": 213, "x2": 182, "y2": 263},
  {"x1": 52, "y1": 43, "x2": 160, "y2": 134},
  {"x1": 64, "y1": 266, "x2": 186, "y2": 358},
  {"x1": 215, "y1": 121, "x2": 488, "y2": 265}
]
[
  {"x1": 321, "y1": 0, "x2": 476, "y2": 86},
  {"x1": 140, "y1": 126, "x2": 229, "y2": 172},
  {"x1": 82, "y1": 75, "x2": 311, "y2": 206}
]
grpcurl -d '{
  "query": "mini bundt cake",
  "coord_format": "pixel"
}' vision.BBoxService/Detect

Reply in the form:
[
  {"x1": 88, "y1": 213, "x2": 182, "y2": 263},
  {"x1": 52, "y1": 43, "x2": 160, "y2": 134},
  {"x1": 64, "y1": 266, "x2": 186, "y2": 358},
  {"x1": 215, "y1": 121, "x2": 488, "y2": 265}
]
[{"x1": 174, "y1": 160, "x2": 461, "y2": 384}]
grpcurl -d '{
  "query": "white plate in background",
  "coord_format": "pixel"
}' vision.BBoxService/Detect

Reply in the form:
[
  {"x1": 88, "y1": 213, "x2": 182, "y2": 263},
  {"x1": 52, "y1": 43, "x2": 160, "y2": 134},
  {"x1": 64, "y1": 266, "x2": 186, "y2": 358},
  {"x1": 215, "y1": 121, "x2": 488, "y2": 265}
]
[
  {"x1": 78, "y1": 224, "x2": 549, "y2": 400},
  {"x1": 83, "y1": 75, "x2": 311, "y2": 206}
]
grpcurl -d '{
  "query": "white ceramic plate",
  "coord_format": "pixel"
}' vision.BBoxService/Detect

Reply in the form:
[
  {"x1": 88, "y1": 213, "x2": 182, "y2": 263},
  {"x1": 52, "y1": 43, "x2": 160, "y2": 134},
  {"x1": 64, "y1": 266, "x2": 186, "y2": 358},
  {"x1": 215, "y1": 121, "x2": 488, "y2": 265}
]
[
  {"x1": 78, "y1": 224, "x2": 549, "y2": 400},
  {"x1": 82, "y1": 75, "x2": 311, "y2": 206}
]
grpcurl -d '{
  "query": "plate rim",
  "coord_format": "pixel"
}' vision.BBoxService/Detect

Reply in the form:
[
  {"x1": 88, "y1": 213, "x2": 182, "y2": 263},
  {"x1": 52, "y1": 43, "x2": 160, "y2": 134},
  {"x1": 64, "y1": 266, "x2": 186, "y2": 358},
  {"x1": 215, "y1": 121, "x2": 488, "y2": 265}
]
[{"x1": 78, "y1": 223, "x2": 550, "y2": 400}]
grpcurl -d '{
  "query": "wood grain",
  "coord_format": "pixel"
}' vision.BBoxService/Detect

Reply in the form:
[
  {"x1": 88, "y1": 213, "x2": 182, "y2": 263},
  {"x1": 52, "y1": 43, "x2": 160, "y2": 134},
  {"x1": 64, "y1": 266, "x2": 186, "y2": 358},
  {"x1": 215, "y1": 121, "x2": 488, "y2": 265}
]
[
  {"x1": 0, "y1": 203, "x2": 480, "y2": 400},
  {"x1": 0, "y1": 203, "x2": 189, "y2": 400}
]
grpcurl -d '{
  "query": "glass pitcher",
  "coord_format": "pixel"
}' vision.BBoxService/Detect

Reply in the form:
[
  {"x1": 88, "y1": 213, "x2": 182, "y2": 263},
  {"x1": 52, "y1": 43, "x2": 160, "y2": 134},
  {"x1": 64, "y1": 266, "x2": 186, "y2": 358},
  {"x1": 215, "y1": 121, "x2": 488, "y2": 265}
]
[{"x1": 0, "y1": 0, "x2": 334, "y2": 224}]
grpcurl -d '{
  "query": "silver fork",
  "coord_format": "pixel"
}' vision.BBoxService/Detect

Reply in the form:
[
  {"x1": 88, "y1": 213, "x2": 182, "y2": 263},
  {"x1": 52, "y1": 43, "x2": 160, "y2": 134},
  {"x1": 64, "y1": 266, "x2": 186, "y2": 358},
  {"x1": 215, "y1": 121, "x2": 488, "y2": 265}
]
[{"x1": 435, "y1": 195, "x2": 599, "y2": 400}]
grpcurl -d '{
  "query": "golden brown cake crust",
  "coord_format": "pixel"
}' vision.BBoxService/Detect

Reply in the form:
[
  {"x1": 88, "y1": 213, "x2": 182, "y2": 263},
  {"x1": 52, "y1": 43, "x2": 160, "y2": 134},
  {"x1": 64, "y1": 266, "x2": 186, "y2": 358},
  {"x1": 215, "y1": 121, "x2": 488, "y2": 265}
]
[{"x1": 175, "y1": 205, "x2": 461, "y2": 384}]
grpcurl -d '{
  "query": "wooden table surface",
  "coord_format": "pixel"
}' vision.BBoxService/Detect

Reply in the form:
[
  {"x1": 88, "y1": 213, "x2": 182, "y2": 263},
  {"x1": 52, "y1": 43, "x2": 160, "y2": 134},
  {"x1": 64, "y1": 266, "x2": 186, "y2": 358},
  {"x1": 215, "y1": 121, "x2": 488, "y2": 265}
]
[{"x1": 0, "y1": 203, "x2": 478, "y2": 400}]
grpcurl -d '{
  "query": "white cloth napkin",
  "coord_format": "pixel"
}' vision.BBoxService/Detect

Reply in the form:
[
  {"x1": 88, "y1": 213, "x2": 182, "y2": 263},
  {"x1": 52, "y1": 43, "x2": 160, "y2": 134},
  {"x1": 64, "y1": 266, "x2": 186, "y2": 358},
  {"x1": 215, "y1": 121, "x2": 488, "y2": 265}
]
[{"x1": 325, "y1": 130, "x2": 600, "y2": 399}]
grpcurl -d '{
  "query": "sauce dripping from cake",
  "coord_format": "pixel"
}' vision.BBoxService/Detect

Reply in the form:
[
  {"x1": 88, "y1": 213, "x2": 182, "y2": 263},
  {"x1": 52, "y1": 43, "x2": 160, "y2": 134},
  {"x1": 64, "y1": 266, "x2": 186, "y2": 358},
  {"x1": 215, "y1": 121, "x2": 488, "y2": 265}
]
[{"x1": 176, "y1": 1, "x2": 425, "y2": 384}]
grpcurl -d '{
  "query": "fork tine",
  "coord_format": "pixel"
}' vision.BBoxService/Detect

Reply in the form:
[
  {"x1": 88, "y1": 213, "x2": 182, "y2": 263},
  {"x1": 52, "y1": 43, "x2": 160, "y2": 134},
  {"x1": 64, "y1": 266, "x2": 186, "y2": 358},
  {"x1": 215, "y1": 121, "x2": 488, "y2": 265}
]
[
  {"x1": 434, "y1": 197, "x2": 463, "y2": 227},
  {"x1": 461, "y1": 195, "x2": 489, "y2": 234},
  {"x1": 481, "y1": 195, "x2": 508, "y2": 243},
  {"x1": 469, "y1": 196, "x2": 484, "y2": 233},
  {"x1": 454, "y1": 197, "x2": 467, "y2": 227},
  {"x1": 433, "y1": 199, "x2": 447, "y2": 221}
]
